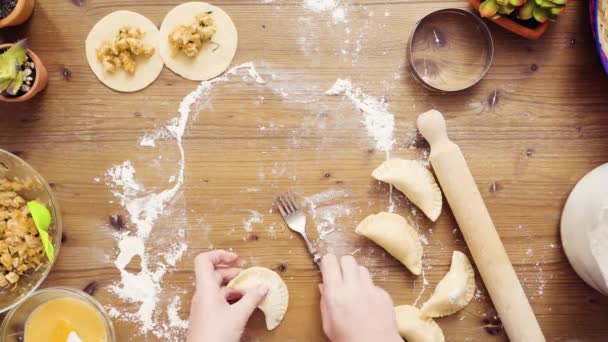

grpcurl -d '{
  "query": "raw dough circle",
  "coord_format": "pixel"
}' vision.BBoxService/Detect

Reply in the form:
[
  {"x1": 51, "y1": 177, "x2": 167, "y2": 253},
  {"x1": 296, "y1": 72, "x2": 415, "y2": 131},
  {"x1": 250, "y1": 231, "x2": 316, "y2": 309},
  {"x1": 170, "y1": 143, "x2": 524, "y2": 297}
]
[
  {"x1": 561, "y1": 163, "x2": 608, "y2": 295},
  {"x1": 159, "y1": 2, "x2": 238, "y2": 81},
  {"x1": 85, "y1": 11, "x2": 164, "y2": 92}
]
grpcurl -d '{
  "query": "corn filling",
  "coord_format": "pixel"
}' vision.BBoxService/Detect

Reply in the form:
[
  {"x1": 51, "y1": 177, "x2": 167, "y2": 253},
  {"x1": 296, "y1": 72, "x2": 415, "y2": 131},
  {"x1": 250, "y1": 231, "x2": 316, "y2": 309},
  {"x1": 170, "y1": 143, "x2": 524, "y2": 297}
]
[
  {"x1": 168, "y1": 12, "x2": 217, "y2": 57},
  {"x1": 0, "y1": 178, "x2": 45, "y2": 289},
  {"x1": 96, "y1": 26, "x2": 155, "y2": 74}
]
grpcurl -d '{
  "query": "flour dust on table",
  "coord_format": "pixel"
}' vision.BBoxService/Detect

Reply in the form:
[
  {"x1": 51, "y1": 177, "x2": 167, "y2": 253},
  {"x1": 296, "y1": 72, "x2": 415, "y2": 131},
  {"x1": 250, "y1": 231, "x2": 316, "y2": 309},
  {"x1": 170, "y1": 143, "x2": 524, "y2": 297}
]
[
  {"x1": 98, "y1": 53, "x2": 427, "y2": 338},
  {"x1": 103, "y1": 63, "x2": 269, "y2": 339}
]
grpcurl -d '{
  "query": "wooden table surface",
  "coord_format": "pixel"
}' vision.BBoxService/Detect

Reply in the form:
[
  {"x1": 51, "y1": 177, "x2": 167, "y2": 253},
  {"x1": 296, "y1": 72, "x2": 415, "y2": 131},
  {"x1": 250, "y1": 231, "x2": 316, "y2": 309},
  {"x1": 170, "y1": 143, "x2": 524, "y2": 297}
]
[{"x1": 1, "y1": 0, "x2": 608, "y2": 341}]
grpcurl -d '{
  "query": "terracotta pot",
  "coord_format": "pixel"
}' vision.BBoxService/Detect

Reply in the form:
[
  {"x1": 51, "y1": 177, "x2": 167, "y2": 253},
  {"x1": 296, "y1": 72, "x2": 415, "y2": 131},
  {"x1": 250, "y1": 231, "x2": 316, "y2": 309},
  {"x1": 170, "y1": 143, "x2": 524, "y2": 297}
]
[
  {"x1": 0, "y1": 44, "x2": 48, "y2": 103},
  {"x1": 469, "y1": 0, "x2": 550, "y2": 40},
  {"x1": 0, "y1": 0, "x2": 35, "y2": 29}
]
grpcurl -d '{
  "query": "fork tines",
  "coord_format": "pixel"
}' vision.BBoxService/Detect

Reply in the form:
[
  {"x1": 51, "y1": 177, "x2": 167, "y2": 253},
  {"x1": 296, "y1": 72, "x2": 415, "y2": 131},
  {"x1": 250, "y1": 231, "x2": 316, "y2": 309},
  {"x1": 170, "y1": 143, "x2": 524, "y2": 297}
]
[{"x1": 276, "y1": 192, "x2": 298, "y2": 216}]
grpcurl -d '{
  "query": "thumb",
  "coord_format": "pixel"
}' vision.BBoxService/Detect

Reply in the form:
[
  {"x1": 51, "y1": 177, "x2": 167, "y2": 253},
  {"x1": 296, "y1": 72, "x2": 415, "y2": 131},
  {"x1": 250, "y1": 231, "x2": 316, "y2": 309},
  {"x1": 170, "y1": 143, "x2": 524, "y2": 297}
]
[{"x1": 233, "y1": 285, "x2": 268, "y2": 319}]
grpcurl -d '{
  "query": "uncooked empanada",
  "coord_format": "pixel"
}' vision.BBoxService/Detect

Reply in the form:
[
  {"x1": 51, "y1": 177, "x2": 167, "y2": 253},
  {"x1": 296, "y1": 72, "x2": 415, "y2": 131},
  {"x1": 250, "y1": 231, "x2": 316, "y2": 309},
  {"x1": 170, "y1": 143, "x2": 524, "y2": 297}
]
[
  {"x1": 227, "y1": 266, "x2": 289, "y2": 330},
  {"x1": 395, "y1": 305, "x2": 445, "y2": 342},
  {"x1": 421, "y1": 251, "x2": 475, "y2": 318},
  {"x1": 355, "y1": 212, "x2": 423, "y2": 275},
  {"x1": 372, "y1": 158, "x2": 442, "y2": 221}
]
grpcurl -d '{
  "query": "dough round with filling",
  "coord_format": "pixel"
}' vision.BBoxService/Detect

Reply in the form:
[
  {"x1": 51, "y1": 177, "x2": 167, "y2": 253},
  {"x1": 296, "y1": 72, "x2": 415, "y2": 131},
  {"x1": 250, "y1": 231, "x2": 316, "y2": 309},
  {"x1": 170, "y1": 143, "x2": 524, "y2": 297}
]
[
  {"x1": 85, "y1": 11, "x2": 163, "y2": 92},
  {"x1": 159, "y1": 2, "x2": 238, "y2": 81},
  {"x1": 227, "y1": 267, "x2": 289, "y2": 330}
]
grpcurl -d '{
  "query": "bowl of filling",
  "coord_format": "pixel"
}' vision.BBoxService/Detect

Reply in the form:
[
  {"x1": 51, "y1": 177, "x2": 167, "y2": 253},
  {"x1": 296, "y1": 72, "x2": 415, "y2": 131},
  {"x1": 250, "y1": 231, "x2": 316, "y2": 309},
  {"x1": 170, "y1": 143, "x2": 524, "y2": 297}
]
[
  {"x1": 592, "y1": 0, "x2": 608, "y2": 75},
  {"x1": 0, "y1": 149, "x2": 61, "y2": 314}
]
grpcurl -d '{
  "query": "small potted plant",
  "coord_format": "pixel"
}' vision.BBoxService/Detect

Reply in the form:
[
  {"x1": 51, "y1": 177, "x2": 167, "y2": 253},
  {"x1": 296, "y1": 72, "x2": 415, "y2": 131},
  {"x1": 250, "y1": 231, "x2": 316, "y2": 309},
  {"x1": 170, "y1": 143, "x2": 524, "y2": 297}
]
[
  {"x1": 0, "y1": 40, "x2": 48, "y2": 103},
  {"x1": 470, "y1": 0, "x2": 568, "y2": 40},
  {"x1": 0, "y1": 0, "x2": 35, "y2": 29}
]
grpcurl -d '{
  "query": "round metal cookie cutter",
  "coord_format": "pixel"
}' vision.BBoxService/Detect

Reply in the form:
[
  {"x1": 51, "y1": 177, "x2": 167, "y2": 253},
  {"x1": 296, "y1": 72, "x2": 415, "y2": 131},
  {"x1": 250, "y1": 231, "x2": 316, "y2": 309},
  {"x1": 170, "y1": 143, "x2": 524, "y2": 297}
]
[{"x1": 407, "y1": 8, "x2": 494, "y2": 92}]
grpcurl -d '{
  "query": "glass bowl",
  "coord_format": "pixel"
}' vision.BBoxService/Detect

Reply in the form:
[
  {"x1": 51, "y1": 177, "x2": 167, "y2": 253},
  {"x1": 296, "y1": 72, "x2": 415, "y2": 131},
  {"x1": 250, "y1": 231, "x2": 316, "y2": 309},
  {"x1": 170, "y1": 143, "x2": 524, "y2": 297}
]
[
  {"x1": 0, "y1": 149, "x2": 62, "y2": 313},
  {"x1": 0, "y1": 287, "x2": 116, "y2": 341}
]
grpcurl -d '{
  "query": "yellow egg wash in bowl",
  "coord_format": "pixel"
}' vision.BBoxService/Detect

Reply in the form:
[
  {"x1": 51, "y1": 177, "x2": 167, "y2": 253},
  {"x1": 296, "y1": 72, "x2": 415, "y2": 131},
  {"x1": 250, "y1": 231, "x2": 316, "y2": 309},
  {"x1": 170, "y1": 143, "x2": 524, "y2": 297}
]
[
  {"x1": 0, "y1": 287, "x2": 115, "y2": 342},
  {"x1": 25, "y1": 297, "x2": 107, "y2": 341}
]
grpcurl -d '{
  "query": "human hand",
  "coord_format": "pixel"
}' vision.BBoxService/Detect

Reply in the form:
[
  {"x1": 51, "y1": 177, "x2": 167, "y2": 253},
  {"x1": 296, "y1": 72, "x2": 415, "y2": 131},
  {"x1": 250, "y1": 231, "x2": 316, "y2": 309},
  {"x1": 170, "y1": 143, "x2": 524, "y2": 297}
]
[
  {"x1": 187, "y1": 250, "x2": 268, "y2": 342},
  {"x1": 319, "y1": 254, "x2": 402, "y2": 342}
]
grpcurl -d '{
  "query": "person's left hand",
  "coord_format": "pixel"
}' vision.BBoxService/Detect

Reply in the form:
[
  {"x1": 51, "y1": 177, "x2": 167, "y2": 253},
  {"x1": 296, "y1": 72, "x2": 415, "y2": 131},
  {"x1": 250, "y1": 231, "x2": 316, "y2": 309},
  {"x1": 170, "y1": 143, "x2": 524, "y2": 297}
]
[{"x1": 187, "y1": 250, "x2": 268, "y2": 342}]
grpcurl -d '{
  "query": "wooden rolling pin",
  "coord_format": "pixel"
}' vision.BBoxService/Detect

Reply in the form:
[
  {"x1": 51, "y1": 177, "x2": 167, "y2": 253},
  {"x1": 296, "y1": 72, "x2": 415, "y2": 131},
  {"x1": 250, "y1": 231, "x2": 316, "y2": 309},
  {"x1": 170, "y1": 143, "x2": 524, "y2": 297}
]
[{"x1": 417, "y1": 110, "x2": 545, "y2": 342}]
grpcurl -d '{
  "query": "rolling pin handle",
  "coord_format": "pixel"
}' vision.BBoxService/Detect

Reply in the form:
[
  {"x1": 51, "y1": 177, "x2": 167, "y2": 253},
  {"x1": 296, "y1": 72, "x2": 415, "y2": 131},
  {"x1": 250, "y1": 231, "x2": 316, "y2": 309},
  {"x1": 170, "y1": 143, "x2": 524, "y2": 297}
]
[{"x1": 417, "y1": 109, "x2": 448, "y2": 145}]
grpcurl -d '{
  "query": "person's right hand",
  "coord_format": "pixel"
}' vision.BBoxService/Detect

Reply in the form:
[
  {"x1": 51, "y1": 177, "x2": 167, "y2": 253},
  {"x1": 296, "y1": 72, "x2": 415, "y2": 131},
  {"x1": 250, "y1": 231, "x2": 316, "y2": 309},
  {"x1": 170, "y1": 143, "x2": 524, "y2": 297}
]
[
  {"x1": 318, "y1": 254, "x2": 402, "y2": 342},
  {"x1": 187, "y1": 250, "x2": 268, "y2": 342}
]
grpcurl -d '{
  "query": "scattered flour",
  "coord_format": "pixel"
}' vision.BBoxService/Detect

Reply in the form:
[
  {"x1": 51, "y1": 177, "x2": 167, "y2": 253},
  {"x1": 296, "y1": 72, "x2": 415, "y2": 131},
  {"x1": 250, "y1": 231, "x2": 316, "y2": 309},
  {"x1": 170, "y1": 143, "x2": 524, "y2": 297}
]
[
  {"x1": 474, "y1": 287, "x2": 487, "y2": 302},
  {"x1": 332, "y1": 7, "x2": 346, "y2": 24},
  {"x1": 412, "y1": 267, "x2": 429, "y2": 306},
  {"x1": 303, "y1": 0, "x2": 337, "y2": 12},
  {"x1": 138, "y1": 128, "x2": 172, "y2": 147},
  {"x1": 534, "y1": 261, "x2": 546, "y2": 297},
  {"x1": 326, "y1": 79, "x2": 395, "y2": 152},
  {"x1": 326, "y1": 79, "x2": 395, "y2": 211},
  {"x1": 303, "y1": 189, "x2": 351, "y2": 240},
  {"x1": 167, "y1": 296, "x2": 189, "y2": 330},
  {"x1": 419, "y1": 235, "x2": 429, "y2": 246},
  {"x1": 314, "y1": 204, "x2": 352, "y2": 239},
  {"x1": 105, "y1": 62, "x2": 267, "y2": 338},
  {"x1": 162, "y1": 242, "x2": 188, "y2": 267},
  {"x1": 242, "y1": 209, "x2": 264, "y2": 232}
]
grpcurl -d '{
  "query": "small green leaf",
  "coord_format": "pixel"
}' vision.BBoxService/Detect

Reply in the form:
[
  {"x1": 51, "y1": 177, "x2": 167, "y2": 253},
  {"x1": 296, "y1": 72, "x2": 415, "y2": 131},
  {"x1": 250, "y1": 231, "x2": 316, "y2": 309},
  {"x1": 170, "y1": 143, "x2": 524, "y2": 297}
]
[{"x1": 210, "y1": 41, "x2": 220, "y2": 52}]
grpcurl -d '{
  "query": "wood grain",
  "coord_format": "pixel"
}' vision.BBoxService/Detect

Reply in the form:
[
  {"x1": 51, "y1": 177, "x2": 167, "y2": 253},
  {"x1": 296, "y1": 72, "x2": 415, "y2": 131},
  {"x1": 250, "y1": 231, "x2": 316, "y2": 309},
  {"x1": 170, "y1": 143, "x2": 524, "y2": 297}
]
[{"x1": 1, "y1": 0, "x2": 608, "y2": 341}]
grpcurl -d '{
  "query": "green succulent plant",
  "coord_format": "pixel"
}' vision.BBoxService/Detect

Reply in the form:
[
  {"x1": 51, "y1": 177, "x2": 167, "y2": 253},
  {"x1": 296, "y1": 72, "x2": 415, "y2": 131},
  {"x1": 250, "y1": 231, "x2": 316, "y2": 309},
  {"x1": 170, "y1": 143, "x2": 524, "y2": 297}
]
[
  {"x1": 0, "y1": 39, "x2": 27, "y2": 96},
  {"x1": 480, "y1": 0, "x2": 567, "y2": 23}
]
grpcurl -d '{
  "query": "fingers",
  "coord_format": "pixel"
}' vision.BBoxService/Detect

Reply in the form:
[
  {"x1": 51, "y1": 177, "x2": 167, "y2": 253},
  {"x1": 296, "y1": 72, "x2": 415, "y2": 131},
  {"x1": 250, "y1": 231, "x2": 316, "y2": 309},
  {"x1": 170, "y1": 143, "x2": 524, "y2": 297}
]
[
  {"x1": 214, "y1": 267, "x2": 242, "y2": 286},
  {"x1": 320, "y1": 254, "x2": 342, "y2": 288},
  {"x1": 318, "y1": 284, "x2": 331, "y2": 336},
  {"x1": 194, "y1": 250, "x2": 238, "y2": 291},
  {"x1": 233, "y1": 285, "x2": 269, "y2": 319},
  {"x1": 220, "y1": 286, "x2": 243, "y2": 302},
  {"x1": 375, "y1": 286, "x2": 394, "y2": 306},
  {"x1": 339, "y1": 255, "x2": 360, "y2": 284},
  {"x1": 205, "y1": 250, "x2": 239, "y2": 267},
  {"x1": 358, "y1": 265, "x2": 373, "y2": 288}
]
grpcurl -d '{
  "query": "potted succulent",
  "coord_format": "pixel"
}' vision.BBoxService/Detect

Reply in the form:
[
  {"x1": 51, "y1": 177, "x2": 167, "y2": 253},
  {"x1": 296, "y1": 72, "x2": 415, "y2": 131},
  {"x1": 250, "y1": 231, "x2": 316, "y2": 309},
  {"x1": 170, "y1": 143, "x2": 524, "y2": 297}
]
[
  {"x1": 470, "y1": 0, "x2": 568, "y2": 40},
  {"x1": 0, "y1": 40, "x2": 48, "y2": 103},
  {"x1": 0, "y1": 0, "x2": 34, "y2": 29}
]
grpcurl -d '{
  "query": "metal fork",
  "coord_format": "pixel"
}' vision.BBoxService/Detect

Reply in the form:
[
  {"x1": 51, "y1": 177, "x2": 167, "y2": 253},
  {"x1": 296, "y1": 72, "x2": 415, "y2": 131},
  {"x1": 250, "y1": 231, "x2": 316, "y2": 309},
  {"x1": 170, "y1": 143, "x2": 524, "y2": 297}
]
[{"x1": 276, "y1": 192, "x2": 322, "y2": 267}]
